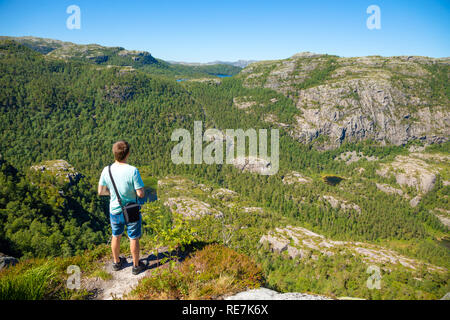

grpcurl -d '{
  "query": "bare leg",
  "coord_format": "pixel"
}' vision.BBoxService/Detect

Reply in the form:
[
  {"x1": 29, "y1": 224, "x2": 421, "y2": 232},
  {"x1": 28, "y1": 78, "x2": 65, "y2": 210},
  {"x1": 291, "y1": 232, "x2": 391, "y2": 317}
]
[
  {"x1": 111, "y1": 235, "x2": 122, "y2": 263},
  {"x1": 130, "y1": 238, "x2": 140, "y2": 267}
]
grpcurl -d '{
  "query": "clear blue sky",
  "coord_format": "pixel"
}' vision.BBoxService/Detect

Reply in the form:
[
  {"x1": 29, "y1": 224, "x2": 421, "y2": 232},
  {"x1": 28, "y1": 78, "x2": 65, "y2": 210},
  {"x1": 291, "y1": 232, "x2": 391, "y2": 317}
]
[{"x1": 0, "y1": 0, "x2": 449, "y2": 62}]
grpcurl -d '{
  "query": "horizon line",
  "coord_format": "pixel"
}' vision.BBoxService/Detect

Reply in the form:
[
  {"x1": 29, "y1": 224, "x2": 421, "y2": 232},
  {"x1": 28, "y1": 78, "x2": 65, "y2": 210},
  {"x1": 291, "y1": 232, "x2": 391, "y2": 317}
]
[{"x1": 2, "y1": 34, "x2": 449, "y2": 63}]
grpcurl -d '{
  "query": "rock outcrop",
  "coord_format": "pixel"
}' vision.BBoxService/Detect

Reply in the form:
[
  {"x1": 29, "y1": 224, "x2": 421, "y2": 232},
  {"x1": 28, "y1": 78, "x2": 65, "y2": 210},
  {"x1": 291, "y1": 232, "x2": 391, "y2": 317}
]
[
  {"x1": 164, "y1": 197, "x2": 223, "y2": 219},
  {"x1": 376, "y1": 155, "x2": 437, "y2": 194},
  {"x1": 322, "y1": 195, "x2": 362, "y2": 214},
  {"x1": 282, "y1": 171, "x2": 312, "y2": 185},
  {"x1": 225, "y1": 287, "x2": 331, "y2": 300},
  {"x1": 211, "y1": 188, "x2": 238, "y2": 201},
  {"x1": 233, "y1": 96, "x2": 257, "y2": 109},
  {"x1": 231, "y1": 156, "x2": 273, "y2": 175},
  {"x1": 31, "y1": 160, "x2": 82, "y2": 184},
  {"x1": 376, "y1": 183, "x2": 407, "y2": 198},
  {"x1": 433, "y1": 208, "x2": 450, "y2": 229},
  {"x1": 336, "y1": 151, "x2": 378, "y2": 164}
]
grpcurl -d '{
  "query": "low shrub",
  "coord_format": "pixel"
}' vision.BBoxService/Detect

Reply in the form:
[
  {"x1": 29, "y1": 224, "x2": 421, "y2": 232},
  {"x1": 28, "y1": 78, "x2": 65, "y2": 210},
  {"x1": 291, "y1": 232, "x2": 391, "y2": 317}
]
[{"x1": 128, "y1": 244, "x2": 263, "y2": 299}]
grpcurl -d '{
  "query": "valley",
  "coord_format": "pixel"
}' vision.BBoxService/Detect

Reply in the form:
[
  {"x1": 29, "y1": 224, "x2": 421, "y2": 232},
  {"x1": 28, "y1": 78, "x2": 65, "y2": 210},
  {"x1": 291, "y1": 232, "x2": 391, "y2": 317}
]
[{"x1": 0, "y1": 36, "x2": 448, "y2": 300}]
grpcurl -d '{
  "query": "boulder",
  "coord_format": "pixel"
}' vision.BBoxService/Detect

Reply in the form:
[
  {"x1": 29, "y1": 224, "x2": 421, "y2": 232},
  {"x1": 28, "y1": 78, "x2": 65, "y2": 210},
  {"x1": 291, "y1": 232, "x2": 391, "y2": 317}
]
[
  {"x1": 409, "y1": 195, "x2": 422, "y2": 208},
  {"x1": 0, "y1": 253, "x2": 18, "y2": 270}
]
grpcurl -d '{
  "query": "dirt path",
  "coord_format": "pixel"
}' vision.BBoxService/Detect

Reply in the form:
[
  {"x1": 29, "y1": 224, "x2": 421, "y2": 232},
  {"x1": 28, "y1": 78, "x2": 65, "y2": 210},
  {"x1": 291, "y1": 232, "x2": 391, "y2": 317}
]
[{"x1": 83, "y1": 249, "x2": 170, "y2": 300}]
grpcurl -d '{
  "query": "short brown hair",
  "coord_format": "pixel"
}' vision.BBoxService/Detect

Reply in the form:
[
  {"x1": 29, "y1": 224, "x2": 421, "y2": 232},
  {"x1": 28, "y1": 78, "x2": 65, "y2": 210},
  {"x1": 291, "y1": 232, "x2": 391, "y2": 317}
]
[{"x1": 112, "y1": 140, "x2": 130, "y2": 161}]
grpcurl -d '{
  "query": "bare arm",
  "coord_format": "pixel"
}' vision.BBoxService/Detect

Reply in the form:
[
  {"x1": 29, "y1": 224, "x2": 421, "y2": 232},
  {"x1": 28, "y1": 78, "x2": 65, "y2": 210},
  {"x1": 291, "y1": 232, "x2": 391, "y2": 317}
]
[
  {"x1": 98, "y1": 184, "x2": 110, "y2": 196},
  {"x1": 136, "y1": 187, "x2": 145, "y2": 198}
]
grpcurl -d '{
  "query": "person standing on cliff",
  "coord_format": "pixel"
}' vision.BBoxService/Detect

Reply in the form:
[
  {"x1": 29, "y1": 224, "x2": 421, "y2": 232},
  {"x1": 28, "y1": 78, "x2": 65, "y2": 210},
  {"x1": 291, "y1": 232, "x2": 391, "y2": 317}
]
[{"x1": 98, "y1": 140, "x2": 147, "y2": 275}]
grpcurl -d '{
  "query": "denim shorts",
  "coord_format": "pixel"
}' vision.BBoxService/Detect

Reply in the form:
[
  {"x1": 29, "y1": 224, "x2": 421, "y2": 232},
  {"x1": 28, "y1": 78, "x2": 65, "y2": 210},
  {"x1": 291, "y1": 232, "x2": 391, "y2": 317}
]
[{"x1": 110, "y1": 212, "x2": 142, "y2": 239}]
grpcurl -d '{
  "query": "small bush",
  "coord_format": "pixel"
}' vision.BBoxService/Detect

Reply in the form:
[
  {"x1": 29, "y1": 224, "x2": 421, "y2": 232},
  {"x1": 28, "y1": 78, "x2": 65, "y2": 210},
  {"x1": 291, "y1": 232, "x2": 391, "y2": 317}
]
[{"x1": 128, "y1": 244, "x2": 263, "y2": 299}]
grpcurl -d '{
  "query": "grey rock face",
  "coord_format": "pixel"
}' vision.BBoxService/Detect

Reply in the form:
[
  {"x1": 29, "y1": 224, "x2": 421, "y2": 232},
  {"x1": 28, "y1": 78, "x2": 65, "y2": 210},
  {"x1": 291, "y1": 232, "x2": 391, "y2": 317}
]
[{"x1": 291, "y1": 79, "x2": 448, "y2": 147}]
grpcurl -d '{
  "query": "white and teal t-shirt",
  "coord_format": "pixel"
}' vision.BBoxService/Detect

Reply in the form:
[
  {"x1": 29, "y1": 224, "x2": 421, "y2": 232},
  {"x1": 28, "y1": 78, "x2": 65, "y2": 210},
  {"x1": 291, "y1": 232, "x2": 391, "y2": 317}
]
[{"x1": 99, "y1": 163, "x2": 144, "y2": 215}]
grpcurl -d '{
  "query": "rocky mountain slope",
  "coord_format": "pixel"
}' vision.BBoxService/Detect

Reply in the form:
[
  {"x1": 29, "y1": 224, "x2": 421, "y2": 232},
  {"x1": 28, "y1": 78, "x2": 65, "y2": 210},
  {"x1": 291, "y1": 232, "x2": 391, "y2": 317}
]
[
  {"x1": 169, "y1": 59, "x2": 257, "y2": 68},
  {"x1": 237, "y1": 52, "x2": 449, "y2": 149}
]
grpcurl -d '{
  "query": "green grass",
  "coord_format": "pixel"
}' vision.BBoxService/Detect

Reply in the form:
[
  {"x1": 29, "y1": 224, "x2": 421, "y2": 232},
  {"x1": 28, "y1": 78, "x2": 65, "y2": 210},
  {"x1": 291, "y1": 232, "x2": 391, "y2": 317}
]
[
  {"x1": 0, "y1": 244, "x2": 111, "y2": 300},
  {"x1": 0, "y1": 261, "x2": 56, "y2": 300}
]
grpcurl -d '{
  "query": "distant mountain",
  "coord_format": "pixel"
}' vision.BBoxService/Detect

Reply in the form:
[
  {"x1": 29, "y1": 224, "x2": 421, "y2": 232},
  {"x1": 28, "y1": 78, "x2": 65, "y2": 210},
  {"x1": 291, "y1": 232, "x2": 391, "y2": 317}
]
[
  {"x1": 0, "y1": 36, "x2": 72, "y2": 54},
  {"x1": 213, "y1": 60, "x2": 258, "y2": 68},
  {"x1": 168, "y1": 59, "x2": 257, "y2": 68},
  {"x1": 0, "y1": 36, "x2": 242, "y2": 78},
  {"x1": 0, "y1": 36, "x2": 159, "y2": 66}
]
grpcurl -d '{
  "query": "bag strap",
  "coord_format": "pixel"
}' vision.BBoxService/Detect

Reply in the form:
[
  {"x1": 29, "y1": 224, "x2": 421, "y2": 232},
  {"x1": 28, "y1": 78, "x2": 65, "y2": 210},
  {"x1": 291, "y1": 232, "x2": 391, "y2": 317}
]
[{"x1": 108, "y1": 164, "x2": 124, "y2": 210}]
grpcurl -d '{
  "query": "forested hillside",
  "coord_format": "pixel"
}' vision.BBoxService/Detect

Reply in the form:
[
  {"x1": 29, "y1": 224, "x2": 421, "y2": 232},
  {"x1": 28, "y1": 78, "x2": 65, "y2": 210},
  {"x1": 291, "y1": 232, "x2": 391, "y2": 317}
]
[{"x1": 0, "y1": 38, "x2": 448, "y2": 300}]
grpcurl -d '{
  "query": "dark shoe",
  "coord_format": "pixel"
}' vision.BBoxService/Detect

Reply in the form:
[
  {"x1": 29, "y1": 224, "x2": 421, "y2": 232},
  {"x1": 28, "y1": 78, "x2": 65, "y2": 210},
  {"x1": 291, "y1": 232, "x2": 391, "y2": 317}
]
[
  {"x1": 132, "y1": 261, "x2": 147, "y2": 275},
  {"x1": 112, "y1": 257, "x2": 126, "y2": 271}
]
